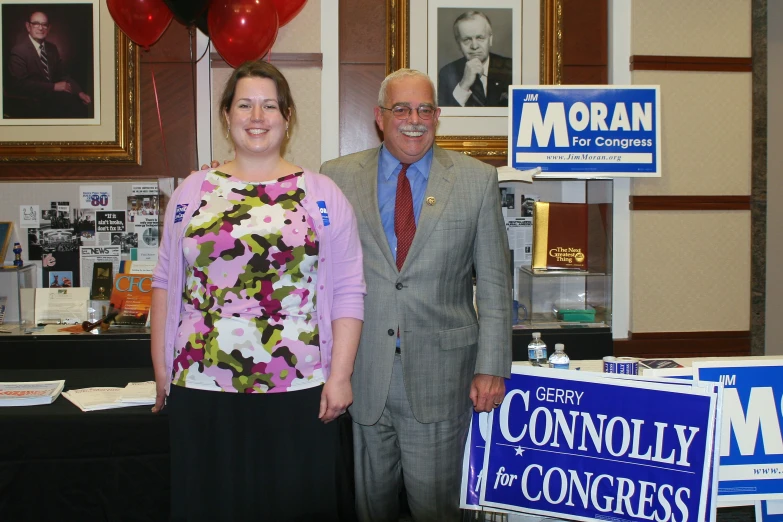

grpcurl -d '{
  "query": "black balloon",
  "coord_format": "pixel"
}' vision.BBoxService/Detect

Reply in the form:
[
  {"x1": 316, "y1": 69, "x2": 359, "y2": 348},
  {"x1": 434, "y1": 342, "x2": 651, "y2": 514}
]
[
  {"x1": 163, "y1": 0, "x2": 210, "y2": 26},
  {"x1": 195, "y1": 9, "x2": 209, "y2": 37}
]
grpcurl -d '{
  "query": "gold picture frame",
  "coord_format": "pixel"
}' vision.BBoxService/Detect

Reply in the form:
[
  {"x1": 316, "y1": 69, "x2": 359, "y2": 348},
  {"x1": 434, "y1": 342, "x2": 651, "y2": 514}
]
[
  {"x1": 0, "y1": 1, "x2": 140, "y2": 164},
  {"x1": 386, "y1": 0, "x2": 562, "y2": 162}
]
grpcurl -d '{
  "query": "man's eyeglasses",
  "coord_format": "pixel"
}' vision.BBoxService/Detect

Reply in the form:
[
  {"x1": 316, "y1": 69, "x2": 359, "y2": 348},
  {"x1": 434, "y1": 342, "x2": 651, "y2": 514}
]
[
  {"x1": 29, "y1": 21, "x2": 50, "y2": 28},
  {"x1": 379, "y1": 105, "x2": 436, "y2": 120}
]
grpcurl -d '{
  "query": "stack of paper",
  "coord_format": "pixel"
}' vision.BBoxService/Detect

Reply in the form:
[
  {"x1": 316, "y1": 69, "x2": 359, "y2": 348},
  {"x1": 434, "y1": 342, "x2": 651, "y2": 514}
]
[
  {"x1": 62, "y1": 381, "x2": 156, "y2": 412},
  {"x1": 118, "y1": 381, "x2": 156, "y2": 405},
  {"x1": 0, "y1": 380, "x2": 65, "y2": 406}
]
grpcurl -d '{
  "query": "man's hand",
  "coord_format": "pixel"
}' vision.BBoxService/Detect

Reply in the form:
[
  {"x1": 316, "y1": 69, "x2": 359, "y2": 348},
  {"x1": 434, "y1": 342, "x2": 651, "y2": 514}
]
[
  {"x1": 458, "y1": 58, "x2": 484, "y2": 91},
  {"x1": 54, "y1": 81, "x2": 72, "y2": 93},
  {"x1": 470, "y1": 374, "x2": 505, "y2": 413},
  {"x1": 319, "y1": 376, "x2": 352, "y2": 423},
  {"x1": 200, "y1": 160, "x2": 228, "y2": 170},
  {"x1": 78, "y1": 92, "x2": 91, "y2": 105}
]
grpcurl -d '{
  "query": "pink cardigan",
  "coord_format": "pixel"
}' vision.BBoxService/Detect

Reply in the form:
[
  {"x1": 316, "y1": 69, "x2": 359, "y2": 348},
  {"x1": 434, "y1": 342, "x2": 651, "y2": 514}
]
[{"x1": 152, "y1": 168, "x2": 366, "y2": 392}]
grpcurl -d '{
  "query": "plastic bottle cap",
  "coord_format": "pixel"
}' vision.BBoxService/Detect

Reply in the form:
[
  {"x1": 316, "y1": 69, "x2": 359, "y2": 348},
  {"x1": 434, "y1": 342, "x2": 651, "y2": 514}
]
[
  {"x1": 555, "y1": 343, "x2": 564, "y2": 349},
  {"x1": 532, "y1": 332, "x2": 541, "y2": 338}
]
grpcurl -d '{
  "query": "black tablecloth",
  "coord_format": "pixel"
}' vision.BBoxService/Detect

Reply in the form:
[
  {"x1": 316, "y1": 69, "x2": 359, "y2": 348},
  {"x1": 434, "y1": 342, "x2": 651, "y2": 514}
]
[{"x1": 0, "y1": 368, "x2": 169, "y2": 522}]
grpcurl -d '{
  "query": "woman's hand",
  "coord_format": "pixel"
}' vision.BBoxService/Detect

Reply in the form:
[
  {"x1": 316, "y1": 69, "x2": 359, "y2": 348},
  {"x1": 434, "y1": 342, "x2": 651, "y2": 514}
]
[
  {"x1": 151, "y1": 381, "x2": 166, "y2": 413},
  {"x1": 319, "y1": 377, "x2": 352, "y2": 423}
]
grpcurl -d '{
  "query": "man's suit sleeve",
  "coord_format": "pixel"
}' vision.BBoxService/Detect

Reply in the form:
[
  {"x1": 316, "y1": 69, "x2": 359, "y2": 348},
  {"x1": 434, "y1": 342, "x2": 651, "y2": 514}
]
[
  {"x1": 473, "y1": 164, "x2": 512, "y2": 378},
  {"x1": 8, "y1": 45, "x2": 54, "y2": 98},
  {"x1": 437, "y1": 63, "x2": 459, "y2": 107}
]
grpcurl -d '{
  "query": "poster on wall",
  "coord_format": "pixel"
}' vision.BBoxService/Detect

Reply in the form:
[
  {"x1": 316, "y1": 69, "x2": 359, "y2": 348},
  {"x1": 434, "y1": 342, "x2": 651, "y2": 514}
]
[{"x1": 509, "y1": 86, "x2": 661, "y2": 178}]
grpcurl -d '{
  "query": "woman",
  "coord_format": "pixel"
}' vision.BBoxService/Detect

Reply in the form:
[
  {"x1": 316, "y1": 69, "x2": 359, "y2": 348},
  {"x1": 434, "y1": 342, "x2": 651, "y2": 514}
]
[{"x1": 150, "y1": 61, "x2": 365, "y2": 521}]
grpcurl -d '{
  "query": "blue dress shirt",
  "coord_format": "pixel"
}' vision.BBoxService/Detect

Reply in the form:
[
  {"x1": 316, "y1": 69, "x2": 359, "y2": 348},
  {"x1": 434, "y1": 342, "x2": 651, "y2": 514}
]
[{"x1": 377, "y1": 145, "x2": 433, "y2": 261}]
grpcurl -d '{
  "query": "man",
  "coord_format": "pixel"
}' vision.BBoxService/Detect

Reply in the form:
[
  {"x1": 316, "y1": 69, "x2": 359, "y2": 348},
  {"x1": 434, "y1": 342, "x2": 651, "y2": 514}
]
[
  {"x1": 7, "y1": 10, "x2": 91, "y2": 118},
  {"x1": 438, "y1": 11, "x2": 512, "y2": 107},
  {"x1": 320, "y1": 69, "x2": 511, "y2": 521}
]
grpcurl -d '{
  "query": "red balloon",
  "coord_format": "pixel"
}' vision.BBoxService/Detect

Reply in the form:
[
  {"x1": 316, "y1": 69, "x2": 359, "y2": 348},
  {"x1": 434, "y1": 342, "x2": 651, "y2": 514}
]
[
  {"x1": 107, "y1": 0, "x2": 174, "y2": 49},
  {"x1": 271, "y1": 0, "x2": 307, "y2": 27},
  {"x1": 208, "y1": 0, "x2": 279, "y2": 69}
]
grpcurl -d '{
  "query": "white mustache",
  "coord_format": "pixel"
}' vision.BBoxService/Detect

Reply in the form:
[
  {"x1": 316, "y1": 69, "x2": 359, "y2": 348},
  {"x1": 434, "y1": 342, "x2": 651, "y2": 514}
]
[{"x1": 399, "y1": 124, "x2": 427, "y2": 133}]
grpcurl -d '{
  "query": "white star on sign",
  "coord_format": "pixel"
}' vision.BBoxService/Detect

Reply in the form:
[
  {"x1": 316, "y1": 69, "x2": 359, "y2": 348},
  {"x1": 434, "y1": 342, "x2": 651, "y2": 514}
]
[{"x1": 515, "y1": 446, "x2": 525, "y2": 456}]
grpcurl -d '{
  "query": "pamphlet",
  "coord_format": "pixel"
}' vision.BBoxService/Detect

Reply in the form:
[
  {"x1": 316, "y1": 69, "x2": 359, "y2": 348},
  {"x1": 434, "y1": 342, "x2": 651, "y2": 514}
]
[
  {"x1": 109, "y1": 273, "x2": 153, "y2": 326},
  {"x1": 118, "y1": 381, "x2": 156, "y2": 405},
  {"x1": 62, "y1": 381, "x2": 155, "y2": 411},
  {"x1": 0, "y1": 380, "x2": 65, "y2": 406}
]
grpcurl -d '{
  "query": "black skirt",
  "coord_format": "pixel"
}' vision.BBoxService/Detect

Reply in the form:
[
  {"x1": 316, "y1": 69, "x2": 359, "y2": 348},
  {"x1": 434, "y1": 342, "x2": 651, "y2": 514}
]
[{"x1": 167, "y1": 384, "x2": 355, "y2": 522}]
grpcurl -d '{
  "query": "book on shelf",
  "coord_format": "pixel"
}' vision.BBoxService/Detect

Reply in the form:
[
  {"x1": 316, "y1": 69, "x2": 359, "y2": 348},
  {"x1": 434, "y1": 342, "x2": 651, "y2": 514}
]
[
  {"x1": 108, "y1": 272, "x2": 152, "y2": 326},
  {"x1": 532, "y1": 202, "x2": 588, "y2": 270},
  {"x1": 0, "y1": 380, "x2": 65, "y2": 406}
]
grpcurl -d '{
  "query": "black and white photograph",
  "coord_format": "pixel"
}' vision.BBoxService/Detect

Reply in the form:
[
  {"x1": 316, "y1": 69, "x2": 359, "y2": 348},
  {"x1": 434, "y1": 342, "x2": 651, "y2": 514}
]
[
  {"x1": 435, "y1": 8, "x2": 514, "y2": 108},
  {"x1": 111, "y1": 232, "x2": 138, "y2": 254},
  {"x1": 1, "y1": 1, "x2": 95, "y2": 122}
]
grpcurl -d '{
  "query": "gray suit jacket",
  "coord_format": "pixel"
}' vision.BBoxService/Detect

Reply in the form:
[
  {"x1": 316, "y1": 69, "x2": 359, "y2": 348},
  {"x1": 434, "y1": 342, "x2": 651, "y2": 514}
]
[{"x1": 321, "y1": 145, "x2": 512, "y2": 425}]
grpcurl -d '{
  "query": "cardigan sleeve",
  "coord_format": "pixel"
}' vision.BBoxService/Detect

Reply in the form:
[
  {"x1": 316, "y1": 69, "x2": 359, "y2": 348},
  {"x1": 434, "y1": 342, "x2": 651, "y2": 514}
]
[{"x1": 321, "y1": 177, "x2": 366, "y2": 321}]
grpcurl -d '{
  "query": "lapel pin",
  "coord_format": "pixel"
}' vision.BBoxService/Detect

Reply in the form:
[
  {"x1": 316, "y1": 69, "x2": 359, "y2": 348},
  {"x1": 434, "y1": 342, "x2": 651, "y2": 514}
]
[{"x1": 426, "y1": 196, "x2": 436, "y2": 206}]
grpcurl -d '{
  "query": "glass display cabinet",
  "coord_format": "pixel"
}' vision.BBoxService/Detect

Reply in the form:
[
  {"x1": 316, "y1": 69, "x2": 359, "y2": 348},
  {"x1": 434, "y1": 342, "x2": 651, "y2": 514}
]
[{"x1": 500, "y1": 178, "x2": 614, "y2": 361}]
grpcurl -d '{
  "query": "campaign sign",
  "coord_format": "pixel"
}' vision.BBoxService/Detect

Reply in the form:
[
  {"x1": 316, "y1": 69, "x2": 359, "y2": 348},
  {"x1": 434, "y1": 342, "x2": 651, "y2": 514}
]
[
  {"x1": 509, "y1": 86, "x2": 661, "y2": 177},
  {"x1": 461, "y1": 412, "x2": 491, "y2": 510},
  {"x1": 479, "y1": 367, "x2": 718, "y2": 521},
  {"x1": 694, "y1": 360, "x2": 783, "y2": 502}
]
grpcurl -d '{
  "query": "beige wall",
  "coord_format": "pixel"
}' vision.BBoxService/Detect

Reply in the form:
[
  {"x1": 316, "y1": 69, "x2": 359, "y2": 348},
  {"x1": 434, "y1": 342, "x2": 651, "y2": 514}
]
[
  {"x1": 211, "y1": 0, "x2": 322, "y2": 172},
  {"x1": 629, "y1": 0, "x2": 752, "y2": 333}
]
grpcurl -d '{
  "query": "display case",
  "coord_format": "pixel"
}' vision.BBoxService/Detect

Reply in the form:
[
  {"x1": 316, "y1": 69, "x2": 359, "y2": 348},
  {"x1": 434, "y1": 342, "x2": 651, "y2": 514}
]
[
  {"x1": 516, "y1": 267, "x2": 611, "y2": 328},
  {"x1": 502, "y1": 178, "x2": 614, "y2": 360},
  {"x1": 0, "y1": 264, "x2": 36, "y2": 327}
]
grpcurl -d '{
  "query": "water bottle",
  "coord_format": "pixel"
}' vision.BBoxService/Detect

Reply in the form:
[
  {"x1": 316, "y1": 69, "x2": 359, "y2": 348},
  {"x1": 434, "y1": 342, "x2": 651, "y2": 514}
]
[
  {"x1": 548, "y1": 343, "x2": 570, "y2": 369},
  {"x1": 527, "y1": 332, "x2": 548, "y2": 366}
]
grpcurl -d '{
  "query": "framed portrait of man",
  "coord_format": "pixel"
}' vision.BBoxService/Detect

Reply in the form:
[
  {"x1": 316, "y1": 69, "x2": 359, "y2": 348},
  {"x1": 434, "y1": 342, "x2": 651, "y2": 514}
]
[
  {"x1": 388, "y1": 0, "x2": 562, "y2": 161},
  {"x1": 0, "y1": 0, "x2": 139, "y2": 164},
  {"x1": 434, "y1": 6, "x2": 517, "y2": 114},
  {"x1": 1, "y1": 1, "x2": 98, "y2": 124}
]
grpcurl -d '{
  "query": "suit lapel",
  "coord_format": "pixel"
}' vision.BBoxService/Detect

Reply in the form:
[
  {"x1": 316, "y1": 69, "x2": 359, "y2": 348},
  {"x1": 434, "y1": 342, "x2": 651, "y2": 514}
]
[
  {"x1": 354, "y1": 148, "x2": 398, "y2": 270},
  {"x1": 402, "y1": 146, "x2": 455, "y2": 271}
]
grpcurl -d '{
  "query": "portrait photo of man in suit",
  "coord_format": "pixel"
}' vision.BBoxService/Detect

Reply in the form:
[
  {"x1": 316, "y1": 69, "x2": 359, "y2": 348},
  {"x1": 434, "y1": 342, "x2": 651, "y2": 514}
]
[
  {"x1": 437, "y1": 10, "x2": 513, "y2": 108},
  {"x1": 2, "y1": 4, "x2": 94, "y2": 120},
  {"x1": 321, "y1": 69, "x2": 512, "y2": 521}
]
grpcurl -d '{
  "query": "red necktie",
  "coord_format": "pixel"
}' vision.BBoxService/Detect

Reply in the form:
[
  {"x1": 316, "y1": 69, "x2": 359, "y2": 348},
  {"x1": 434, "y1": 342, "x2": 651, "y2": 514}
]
[{"x1": 394, "y1": 163, "x2": 415, "y2": 270}]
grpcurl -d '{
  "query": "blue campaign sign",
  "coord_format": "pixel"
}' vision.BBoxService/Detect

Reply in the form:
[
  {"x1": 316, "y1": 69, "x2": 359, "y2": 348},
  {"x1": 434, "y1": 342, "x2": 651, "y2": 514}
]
[
  {"x1": 509, "y1": 86, "x2": 661, "y2": 177},
  {"x1": 461, "y1": 412, "x2": 494, "y2": 510},
  {"x1": 694, "y1": 360, "x2": 783, "y2": 502},
  {"x1": 479, "y1": 367, "x2": 718, "y2": 521}
]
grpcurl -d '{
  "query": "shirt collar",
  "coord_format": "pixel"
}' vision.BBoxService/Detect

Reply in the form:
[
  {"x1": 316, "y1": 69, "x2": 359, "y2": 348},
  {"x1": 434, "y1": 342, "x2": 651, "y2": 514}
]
[
  {"x1": 28, "y1": 35, "x2": 43, "y2": 51},
  {"x1": 379, "y1": 145, "x2": 433, "y2": 181},
  {"x1": 483, "y1": 57, "x2": 490, "y2": 77}
]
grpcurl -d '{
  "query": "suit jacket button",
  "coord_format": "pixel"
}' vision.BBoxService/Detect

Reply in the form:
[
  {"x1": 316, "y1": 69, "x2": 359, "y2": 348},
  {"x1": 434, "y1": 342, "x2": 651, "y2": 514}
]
[
  {"x1": 395, "y1": 282, "x2": 403, "y2": 290},
  {"x1": 387, "y1": 329, "x2": 395, "y2": 336}
]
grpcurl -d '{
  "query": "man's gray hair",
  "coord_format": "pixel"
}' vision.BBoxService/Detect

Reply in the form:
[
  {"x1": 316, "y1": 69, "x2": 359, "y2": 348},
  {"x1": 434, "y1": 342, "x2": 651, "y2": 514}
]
[
  {"x1": 452, "y1": 11, "x2": 493, "y2": 41},
  {"x1": 378, "y1": 68, "x2": 438, "y2": 108}
]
